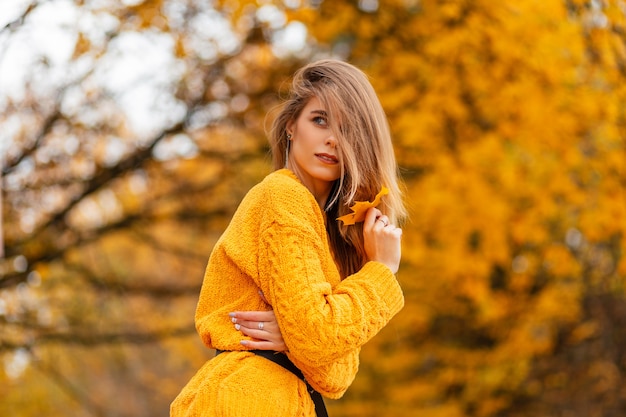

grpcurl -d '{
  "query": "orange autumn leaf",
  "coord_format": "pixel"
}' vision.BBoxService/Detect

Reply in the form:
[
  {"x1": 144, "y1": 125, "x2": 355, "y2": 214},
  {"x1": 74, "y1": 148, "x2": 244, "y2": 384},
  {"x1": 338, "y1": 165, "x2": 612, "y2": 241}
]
[{"x1": 337, "y1": 187, "x2": 389, "y2": 225}]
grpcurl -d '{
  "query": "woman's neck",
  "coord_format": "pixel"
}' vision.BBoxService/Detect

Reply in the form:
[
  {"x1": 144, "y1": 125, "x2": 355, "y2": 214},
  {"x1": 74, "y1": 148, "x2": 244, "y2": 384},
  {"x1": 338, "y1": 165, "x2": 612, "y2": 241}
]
[{"x1": 285, "y1": 165, "x2": 332, "y2": 210}]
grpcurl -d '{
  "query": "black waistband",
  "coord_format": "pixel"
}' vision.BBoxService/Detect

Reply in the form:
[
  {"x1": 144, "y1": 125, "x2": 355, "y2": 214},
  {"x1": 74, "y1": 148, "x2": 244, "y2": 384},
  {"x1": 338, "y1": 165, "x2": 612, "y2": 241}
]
[{"x1": 215, "y1": 349, "x2": 328, "y2": 417}]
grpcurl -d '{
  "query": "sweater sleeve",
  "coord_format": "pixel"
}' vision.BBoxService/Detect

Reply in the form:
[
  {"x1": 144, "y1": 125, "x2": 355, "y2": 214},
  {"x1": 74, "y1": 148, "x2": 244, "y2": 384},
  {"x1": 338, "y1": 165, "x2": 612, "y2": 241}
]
[{"x1": 258, "y1": 222, "x2": 405, "y2": 369}]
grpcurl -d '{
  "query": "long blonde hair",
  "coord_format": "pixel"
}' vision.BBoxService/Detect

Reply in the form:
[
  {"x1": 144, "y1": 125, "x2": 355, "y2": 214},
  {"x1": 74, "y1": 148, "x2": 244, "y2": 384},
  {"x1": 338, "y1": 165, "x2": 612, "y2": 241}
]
[{"x1": 269, "y1": 59, "x2": 407, "y2": 278}]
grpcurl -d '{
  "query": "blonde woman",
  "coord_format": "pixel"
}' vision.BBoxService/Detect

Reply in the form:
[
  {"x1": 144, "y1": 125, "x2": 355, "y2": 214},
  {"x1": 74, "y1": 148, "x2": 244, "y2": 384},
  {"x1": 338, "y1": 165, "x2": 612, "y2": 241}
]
[{"x1": 171, "y1": 59, "x2": 407, "y2": 417}]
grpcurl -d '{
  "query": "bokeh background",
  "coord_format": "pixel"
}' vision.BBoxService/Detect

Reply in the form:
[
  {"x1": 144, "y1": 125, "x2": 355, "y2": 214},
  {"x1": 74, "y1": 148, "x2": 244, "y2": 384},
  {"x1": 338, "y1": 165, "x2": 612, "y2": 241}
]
[{"x1": 1, "y1": 0, "x2": 625, "y2": 416}]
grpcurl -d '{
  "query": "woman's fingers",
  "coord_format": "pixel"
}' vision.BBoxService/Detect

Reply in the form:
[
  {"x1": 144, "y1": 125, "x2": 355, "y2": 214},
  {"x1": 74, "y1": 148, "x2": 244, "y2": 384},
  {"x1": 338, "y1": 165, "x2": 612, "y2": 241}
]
[
  {"x1": 229, "y1": 309, "x2": 287, "y2": 352},
  {"x1": 241, "y1": 339, "x2": 286, "y2": 351},
  {"x1": 363, "y1": 207, "x2": 402, "y2": 273},
  {"x1": 375, "y1": 215, "x2": 390, "y2": 228},
  {"x1": 363, "y1": 207, "x2": 382, "y2": 229},
  {"x1": 236, "y1": 320, "x2": 287, "y2": 352},
  {"x1": 236, "y1": 324, "x2": 268, "y2": 339},
  {"x1": 230, "y1": 310, "x2": 275, "y2": 322},
  {"x1": 230, "y1": 312, "x2": 275, "y2": 332}
]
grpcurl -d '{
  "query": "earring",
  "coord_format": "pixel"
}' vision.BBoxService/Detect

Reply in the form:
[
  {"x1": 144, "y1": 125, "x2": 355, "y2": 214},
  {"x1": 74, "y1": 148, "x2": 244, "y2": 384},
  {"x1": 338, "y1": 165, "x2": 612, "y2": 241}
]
[{"x1": 285, "y1": 134, "x2": 291, "y2": 166}]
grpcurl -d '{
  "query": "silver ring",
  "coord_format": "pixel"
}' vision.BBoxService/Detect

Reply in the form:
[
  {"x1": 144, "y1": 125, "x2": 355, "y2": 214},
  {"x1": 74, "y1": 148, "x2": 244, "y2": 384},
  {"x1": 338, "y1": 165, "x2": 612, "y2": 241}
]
[
  {"x1": 258, "y1": 322, "x2": 264, "y2": 330},
  {"x1": 377, "y1": 218, "x2": 388, "y2": 227}
]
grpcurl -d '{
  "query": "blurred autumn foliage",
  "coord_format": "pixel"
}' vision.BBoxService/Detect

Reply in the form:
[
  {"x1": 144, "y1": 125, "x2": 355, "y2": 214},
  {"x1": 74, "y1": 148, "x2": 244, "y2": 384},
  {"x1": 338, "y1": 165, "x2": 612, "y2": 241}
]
[{"x1": 1, "y1": 0, "x2": 625, "y2": 416}]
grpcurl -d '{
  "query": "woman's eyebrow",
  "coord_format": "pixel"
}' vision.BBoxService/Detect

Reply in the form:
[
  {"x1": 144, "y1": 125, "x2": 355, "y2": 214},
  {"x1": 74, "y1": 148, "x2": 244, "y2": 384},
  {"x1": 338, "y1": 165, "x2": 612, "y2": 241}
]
[{"x1": 310, "y1": 109, "x2": 328, "y2": 116}]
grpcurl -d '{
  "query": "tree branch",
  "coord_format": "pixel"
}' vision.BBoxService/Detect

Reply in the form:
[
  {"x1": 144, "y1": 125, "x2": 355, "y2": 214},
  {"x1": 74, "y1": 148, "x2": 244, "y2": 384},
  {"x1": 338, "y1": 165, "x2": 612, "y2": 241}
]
[
  {"x1": 0, "y1": 325, "x2": 196, "y2": 353},
  {"x1": 0, "y1": 1, "x2": 37, "y2": 35},
  {"x1": 66, "y1": 262, "x2": 201, "y2": 297},
  {"x1": 30, "y1": 349, "x2": 108, "y2": 417}
]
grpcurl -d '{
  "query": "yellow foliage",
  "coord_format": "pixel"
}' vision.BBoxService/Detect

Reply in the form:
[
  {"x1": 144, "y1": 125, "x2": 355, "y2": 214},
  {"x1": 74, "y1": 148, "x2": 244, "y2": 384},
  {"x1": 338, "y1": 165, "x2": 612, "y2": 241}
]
[
  {"x1": 128, "y1": 0, "x2": 166, "y2": 29},
  {"x1": 543, "y1": 244, "x2": 582, "y2": 278},
  {"x1": 337, "y1": 187, "x2": 389, "y2": 225},
  {"x1": 72, "y1": 32, "x2": 91, "y2": 59},
  {"x1": 284, "y1": 0, "x2": 626, "y2": 414},
  {"x1": 568, "y1": 320, "x2": 600, "y2": 344}
]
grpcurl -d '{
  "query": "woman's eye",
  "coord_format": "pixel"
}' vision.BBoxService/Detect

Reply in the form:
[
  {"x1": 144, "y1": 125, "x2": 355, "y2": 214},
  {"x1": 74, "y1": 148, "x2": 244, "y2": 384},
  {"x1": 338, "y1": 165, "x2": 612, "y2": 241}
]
[{"x1": 313, "y1": 116, "x2": 328, "y2": 126}]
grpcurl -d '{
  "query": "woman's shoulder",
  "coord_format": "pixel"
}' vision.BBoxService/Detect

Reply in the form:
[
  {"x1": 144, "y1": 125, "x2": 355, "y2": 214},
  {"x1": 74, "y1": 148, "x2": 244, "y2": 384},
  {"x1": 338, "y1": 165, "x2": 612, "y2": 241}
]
[
  {"x1": 246, "y1": 169, "x2": 320, "y2": 223},
  {"x1": 249, "y1": 169, "x2": 308, "y2": 200},
  {"x1": 262, "y1": 168, "x2": 304, "y2": 189}
]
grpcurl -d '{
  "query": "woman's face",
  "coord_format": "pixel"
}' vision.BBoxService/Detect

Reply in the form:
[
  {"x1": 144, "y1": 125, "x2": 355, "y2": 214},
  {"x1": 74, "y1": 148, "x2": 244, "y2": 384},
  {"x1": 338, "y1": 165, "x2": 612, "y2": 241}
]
[{"x1": 287, "y1": 96, "x2": 341, "y2": 199}]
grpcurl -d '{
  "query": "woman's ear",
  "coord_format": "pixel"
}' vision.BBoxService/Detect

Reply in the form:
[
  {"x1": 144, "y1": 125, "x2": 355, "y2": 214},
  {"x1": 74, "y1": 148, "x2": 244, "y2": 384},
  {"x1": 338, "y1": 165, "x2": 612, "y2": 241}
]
[{"x1": 286, "y1": 120, "x2": 294, "y2": 137}]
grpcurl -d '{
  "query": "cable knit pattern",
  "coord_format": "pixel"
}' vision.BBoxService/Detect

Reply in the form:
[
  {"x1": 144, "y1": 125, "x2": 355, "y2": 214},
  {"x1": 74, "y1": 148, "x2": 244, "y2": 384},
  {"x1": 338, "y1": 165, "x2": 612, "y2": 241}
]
[{"x1": 170, "y1": 169, "x2": 404, "y2": 417}]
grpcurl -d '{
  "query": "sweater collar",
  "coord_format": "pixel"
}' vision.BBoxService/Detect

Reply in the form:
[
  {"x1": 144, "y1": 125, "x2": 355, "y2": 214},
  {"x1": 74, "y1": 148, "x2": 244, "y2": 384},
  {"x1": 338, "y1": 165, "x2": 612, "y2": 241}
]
[
  {"x1": 275, "y1": 168, "x2": 302, "y2": 184},
  {"x1": 274, "y1": 168, "x2": 328, "y2": 221}
]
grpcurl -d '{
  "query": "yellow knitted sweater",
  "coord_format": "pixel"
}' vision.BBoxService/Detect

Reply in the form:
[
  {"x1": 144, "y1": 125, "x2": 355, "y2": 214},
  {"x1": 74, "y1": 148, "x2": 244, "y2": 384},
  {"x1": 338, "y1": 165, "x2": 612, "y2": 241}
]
[{"x1": 170, "y1": 169, "x2": 404, "y2": 417}]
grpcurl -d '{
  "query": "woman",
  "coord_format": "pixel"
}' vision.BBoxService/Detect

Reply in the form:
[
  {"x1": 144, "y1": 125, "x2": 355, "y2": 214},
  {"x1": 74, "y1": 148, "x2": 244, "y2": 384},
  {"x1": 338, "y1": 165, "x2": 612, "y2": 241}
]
[{"x1": 170, "y1": 59, "x2": 407, "y2": 417}]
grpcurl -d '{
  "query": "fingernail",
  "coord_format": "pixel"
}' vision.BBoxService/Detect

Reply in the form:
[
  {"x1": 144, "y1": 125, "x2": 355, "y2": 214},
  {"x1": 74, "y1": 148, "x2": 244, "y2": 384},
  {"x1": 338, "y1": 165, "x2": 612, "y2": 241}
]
[
  {"x1": 231, "y1": 317, "x2": 237, "y2": 323},
  {"x1": 228, "y1": 312, "x2": 235, "y2": 317},
  {"x1": 234, "y1": 324, "x2": 240, "y2": 330},
  {"x1": 240, "y1": 340, "x2": 248, "y2": 346}
]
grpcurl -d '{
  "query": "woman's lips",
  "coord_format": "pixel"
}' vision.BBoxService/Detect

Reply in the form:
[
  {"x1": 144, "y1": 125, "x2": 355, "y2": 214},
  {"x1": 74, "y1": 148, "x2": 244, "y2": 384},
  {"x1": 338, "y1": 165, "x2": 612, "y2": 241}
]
[{"x1": 316, "y1": 153, "x2": 339, "y2": 164}]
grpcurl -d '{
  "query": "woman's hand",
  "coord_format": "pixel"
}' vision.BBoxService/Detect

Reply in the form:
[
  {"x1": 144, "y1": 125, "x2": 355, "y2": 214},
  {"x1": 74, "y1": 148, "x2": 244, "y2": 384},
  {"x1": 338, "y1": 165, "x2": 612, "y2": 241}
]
[
  {"x1": 363, "y1": 207, "x2": 403, "y2": 274},
  {"x1": 229, "y1": 298, "x2": 286, "y2": 352}
]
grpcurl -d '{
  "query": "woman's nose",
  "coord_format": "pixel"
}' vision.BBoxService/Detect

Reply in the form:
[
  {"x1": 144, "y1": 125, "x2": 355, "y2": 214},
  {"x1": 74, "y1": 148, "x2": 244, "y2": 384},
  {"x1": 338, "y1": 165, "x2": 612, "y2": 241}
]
[{"x1": 326, "y1": 135, "x2": 337, "y2": 147}]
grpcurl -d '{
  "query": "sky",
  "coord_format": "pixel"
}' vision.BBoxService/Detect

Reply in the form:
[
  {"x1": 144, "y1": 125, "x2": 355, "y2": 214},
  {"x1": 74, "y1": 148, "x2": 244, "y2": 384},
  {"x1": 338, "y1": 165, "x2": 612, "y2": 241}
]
[
  {"x1": 1, "y1": 0, "x2": 185, "y2": 140},
  {"x1": 0, "y1": 0, "x2": 307, "y2": 149}
]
